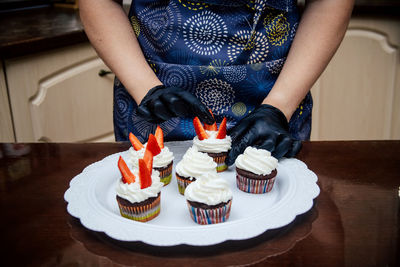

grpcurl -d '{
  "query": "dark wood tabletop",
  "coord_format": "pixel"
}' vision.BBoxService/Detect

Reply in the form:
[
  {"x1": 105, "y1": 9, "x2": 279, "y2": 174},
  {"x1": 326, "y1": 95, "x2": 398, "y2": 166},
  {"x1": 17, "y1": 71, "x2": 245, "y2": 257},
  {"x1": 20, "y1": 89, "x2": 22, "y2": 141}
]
[{"x1": 0, "y1": 141, "x2": 399, "y2": 266}]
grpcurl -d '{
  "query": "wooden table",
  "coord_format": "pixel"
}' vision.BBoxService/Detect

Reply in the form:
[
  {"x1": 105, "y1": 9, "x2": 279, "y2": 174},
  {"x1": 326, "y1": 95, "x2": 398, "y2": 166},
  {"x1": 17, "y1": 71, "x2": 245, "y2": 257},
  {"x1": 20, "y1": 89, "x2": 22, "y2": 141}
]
[{"x1": 0, "y1": 141, "x2": 399, "y2": 266}]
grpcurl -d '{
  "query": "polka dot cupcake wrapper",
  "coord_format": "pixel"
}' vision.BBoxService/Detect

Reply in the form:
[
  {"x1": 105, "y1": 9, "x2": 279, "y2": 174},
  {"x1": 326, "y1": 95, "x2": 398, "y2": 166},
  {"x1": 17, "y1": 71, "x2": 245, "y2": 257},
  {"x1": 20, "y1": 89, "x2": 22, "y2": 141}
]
[
  {"x1": 236, "y1": 174, "x2": 276, "y2": 194},
  {"x1": 117, "y1": 194, "x2": 161, "y2": 222},
  {"x1": 187, "y1": 200, "x2": 232, "y2": 225}
]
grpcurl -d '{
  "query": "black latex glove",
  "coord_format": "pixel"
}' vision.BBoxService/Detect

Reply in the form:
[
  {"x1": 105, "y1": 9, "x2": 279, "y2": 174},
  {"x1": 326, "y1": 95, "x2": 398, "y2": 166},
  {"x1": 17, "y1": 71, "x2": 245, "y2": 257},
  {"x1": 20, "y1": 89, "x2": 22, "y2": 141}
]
[
  {"x1": 137, "y1": 85, "x2": 214, "y2": 124},
  {"x1": 226, "y1": 104, "x2": 302, "y2": 166}
]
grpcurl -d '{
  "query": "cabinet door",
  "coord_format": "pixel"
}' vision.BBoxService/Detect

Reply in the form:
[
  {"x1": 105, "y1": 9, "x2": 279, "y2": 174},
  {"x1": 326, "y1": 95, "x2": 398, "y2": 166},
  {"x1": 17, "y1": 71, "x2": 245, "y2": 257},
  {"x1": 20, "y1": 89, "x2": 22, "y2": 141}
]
[
  {"x1": 0, "y1": 64, "x2": 15, "y2": 142},
  {"x1": 6, "y1": 44, "x2": 115, "y2": 142},
  {"x1": 311, "y1": 17, "x2": 400, "y2": 141}
]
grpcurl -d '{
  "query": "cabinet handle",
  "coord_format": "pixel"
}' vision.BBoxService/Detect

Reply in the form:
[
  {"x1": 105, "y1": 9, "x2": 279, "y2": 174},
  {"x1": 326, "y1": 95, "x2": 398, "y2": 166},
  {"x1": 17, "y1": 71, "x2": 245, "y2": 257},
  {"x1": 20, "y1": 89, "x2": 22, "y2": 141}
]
[{"x1": 98, "y1": 69, "x2": 113, "y2": 77}]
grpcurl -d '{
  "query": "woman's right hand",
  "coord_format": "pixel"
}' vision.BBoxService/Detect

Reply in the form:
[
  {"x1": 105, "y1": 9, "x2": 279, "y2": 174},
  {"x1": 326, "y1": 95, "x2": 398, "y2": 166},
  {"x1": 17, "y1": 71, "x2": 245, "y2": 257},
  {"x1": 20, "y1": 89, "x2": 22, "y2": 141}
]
[{"x1": 137, "y1": 85, "x2": 215, "y2": 124}]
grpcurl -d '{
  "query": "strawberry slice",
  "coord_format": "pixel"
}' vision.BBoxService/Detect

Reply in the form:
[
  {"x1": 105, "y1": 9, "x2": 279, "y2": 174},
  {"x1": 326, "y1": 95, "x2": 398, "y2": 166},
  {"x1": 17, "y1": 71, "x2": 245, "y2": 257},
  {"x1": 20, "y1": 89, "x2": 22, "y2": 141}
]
[
  {"x1": 147, "y1": 134, "x2": 161, "y2": 156},
  {"x1": 117, "y1": 156, "x2": 135, "y2": 184},
  {"x1": 139, "y1": 158, "x2": 152, "y2": 189},
  {"x1": 129, "y1": 132, "x2": 144, "y2": 151},
  {"x1": 204, "y1": 109, "x2": 217, "y2": 131},
  {"x1": 143, "y1": 147, "x2": 153, "y2": 175},
  {"x1": 154, "y1": 126, "x2": 164, "y2": 149},
  {"x1": 216, "y1": 117, "x2": 227, "y2": 139},
  {"x1": 193, "y1": 117, "x2": 209, "y2": 140},
  {"x1": 204, "y1": 123, "x2": 217, "y2": 131}
]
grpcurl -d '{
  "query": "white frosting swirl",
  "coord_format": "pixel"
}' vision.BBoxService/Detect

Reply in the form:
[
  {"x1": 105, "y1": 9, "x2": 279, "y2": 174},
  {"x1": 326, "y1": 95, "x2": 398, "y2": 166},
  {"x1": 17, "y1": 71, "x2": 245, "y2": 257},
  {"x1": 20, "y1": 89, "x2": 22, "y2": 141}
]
[
  {"x1": 129, "y1": 147, "x2": 145, "y2": 168},
  {"x1": 235, "y1": 147, "x2": 278, "y2": 175},
  {"x1": 129, "y1": 145, "x2": 174, "y2": 168},
  {"x1": 175, "y1": 146, "x2": 217, "y2": 179},
  {"x1": 153, "y1": 146, "x2": 174, "y2": 167},
  {"x1": 116, "y1": 169, "x2": 163, "y2": 203},
  {"x1": 184, "y1": 172, "x2": 232, "y2": 205},
  {"x1": 193, "y1": 130, "x2": 231, "y2": 153}
]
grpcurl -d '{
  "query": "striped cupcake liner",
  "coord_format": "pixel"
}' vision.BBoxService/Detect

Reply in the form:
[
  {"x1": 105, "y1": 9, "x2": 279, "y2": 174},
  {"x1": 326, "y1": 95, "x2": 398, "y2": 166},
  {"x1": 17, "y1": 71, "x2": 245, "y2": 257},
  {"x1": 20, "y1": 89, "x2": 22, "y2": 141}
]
[
  {"x1": 207, "y1": 153, "x2": 228, "y2": 172},
  {"x1": 176, "y1": 173, "x2": 195, "y2": 195},
  {"x1": 236, "y1": 174, "x2": 276, "y2": 194},
  {"x1": 117, "y1": 194, "x2": 161, "y2": 222},
  {"x1": 160, "y1": 173, "x2": 172, "y2": 186},
  {"x1": 216, "y1": 162, "x2": 228, "y2": 172},
  {"x1": 187, "y1": 200, "x2": 232, "y2": 225},
  {"x1": 155, "y1": 161, "x2": 173, "y2": 186}
]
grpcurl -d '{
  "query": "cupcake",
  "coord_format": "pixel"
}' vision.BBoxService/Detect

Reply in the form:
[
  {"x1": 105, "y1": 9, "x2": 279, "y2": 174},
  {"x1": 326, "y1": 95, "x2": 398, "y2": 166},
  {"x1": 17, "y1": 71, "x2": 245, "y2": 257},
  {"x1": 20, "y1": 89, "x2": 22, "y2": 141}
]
[
  {"x1": 175, "y1": 146, "x2": 217, "y2": 195},
  {"x1": 129, "y1": 126, "x2": 174, "y2": 185},
  {"x1": 235, "y1": 147, "x2": 278, "y2": 194},
  {"x1": 192, "y1": 116, "x2": 231, "y2": 172},
  {"x1": 184, "y1": 172, "x2": 233, "y2": 225},
  {"x1": 115, "y1": 150, "x2": 163, "y2": 222}
]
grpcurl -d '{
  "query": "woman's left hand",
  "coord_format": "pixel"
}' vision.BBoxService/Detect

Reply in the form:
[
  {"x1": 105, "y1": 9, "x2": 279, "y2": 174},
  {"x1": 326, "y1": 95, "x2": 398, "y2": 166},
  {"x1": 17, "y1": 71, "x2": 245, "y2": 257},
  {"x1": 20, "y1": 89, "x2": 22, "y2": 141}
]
[{"x1": 225, "y1": 104, "x2": 302, "y2": 166}]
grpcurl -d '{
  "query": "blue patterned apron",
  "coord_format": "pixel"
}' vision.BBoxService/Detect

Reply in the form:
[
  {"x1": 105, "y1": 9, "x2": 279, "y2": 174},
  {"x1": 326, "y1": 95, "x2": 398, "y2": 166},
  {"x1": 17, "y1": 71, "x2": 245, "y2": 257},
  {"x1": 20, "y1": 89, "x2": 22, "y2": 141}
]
[{"x1": 114, "y1": 0, "x2": 312, "y2": 142}]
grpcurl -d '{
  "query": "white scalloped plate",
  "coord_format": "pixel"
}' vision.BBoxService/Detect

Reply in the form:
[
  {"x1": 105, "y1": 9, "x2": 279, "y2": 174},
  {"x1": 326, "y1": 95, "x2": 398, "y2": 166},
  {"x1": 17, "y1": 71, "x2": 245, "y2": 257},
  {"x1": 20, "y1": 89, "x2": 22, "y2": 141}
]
[{"x1": 64, "y1": 141, "x2": 320, "y2": 246}]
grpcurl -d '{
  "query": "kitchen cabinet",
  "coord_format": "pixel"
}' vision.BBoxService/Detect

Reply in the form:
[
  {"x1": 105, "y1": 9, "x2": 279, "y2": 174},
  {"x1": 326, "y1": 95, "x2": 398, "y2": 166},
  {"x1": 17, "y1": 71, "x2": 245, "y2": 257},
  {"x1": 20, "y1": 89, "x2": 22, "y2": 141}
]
[
  {"x1": 0, "y1": 64, "x2": 15, "y2": 142},
  {"x1": 311, "y1": 15, "x2": 400, "y2": 141},
  {"x1": 5, "y1": 43, "x2": 115, "y2": 142}
]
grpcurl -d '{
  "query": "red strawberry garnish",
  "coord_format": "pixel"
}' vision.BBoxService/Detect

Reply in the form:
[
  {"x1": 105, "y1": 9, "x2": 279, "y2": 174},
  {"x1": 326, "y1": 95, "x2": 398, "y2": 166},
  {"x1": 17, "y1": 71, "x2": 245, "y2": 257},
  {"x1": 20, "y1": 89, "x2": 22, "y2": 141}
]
[
  {"x1": 139, "y1": 158, "x2": 152, "y2": 189},
  {"x1": 117, "y1": 156, "x2": 135, "y2": 184},
  {"x1": 154, "y1": 126, "x2": 164, "y2": 149},
  {"x1": 204, "y1": 109, "x2": 217, "y2": 131},
  {"x1": 143, "y1": 147, "x2": 153, "y2": 175},
  {"x1": 216, "y1": 117, "x2": 227, "y2": 139},
  {"x1": 129, "y1": 132, "x2": 144, "y2": 151},
  {"x1": 204, "y1": 122, "x2": 217, "y2": 131},
  {"x1": 193, "y1": 117, "x2": 209, "y2": 140},
  {"x1": 147, "y1": 134, "x2": 161, "y2": 156},
  {"x1": 204, "y1": 122, "x2": 218, "y2": 131}
]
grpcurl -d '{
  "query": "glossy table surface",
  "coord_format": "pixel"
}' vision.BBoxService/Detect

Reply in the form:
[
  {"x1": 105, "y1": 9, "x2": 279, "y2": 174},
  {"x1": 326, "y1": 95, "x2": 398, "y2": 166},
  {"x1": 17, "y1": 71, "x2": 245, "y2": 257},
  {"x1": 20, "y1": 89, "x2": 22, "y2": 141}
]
[{"x1": 0, "y1": 141, "x2": 399, "y2": 266}]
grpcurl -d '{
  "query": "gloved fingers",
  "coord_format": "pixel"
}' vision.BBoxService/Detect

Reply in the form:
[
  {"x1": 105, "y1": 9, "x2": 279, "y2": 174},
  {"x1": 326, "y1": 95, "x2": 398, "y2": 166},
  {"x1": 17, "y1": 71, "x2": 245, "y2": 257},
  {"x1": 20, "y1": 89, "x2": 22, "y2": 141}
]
[
  {"x1": 227, "y1": 117, "x2": 252, "y2": 143},
  {"x1": 148, "y1": 99, "x2": 173, "y2": 122},
  {"x1": 255, "y1": 129, "x2": 279, "y2": 151},
  {"x1": 285, "y1": 139, "x2": 302, "y2": 157},
  {"x1": 271, "y1": 134, "x2": 292, "y2": 159},
  {"x1": 226, "y1": 124, "x2": 260, "y2": 166},
  {"x1": 257, "y1": 138, "x2": 275, "y2": 153},
  {"x1": 137, "y1": 104, "x2": 153, "y2": 120},
  {"x1": 178, "y1": 91, "x2": 214, "y2": 124},
  {"x1": 160, "y1": 93, "x2": 190, "y2": 117},
  {"x1": 226, "y1": 143, "x2": 242, "y2": 166}
]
